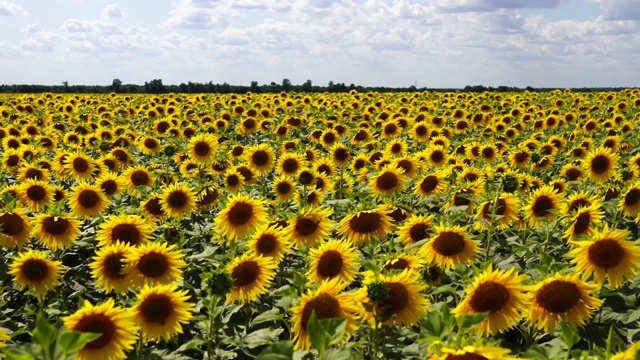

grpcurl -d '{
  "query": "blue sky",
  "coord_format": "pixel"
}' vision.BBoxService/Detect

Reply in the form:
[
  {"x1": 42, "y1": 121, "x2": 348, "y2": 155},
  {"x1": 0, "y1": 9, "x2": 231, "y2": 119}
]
[{"x1": 0, "y1": 0, "x2": 638, "y2": 88}]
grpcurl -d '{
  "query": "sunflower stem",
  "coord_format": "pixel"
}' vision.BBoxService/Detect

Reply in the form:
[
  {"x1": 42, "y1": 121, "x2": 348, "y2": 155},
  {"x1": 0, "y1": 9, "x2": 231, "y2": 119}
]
[{"x1": 206, "y1": 294, "x2": 218, "y2": 360}]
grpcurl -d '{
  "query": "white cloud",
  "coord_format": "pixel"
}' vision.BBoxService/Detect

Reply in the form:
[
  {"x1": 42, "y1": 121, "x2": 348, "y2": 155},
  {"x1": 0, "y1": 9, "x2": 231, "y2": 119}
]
[
  {"x1": 102, "y1": 4, "x2": 123, "y2": 20},
  {"x1": 0, "y1": 0, "x2": 23, "y2": 16},
  {"x1": 590, "y1": 0, "x2": 640, "y2": 20},
  {"x1": 433, "y1": 0, "x2": 563, "y2": 13}
]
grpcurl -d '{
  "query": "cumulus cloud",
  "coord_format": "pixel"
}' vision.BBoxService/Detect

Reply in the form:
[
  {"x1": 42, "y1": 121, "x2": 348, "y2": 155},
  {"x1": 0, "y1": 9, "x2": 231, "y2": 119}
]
[
  {"x1": 0, "y1": 0, "x2": 24, "y2": 16},
  {"x1": 434, "y1": 0, "x2": 563, "y2": 13},
  {"x1": 590, "y1": 0, "x2": 640, "y2": 21},
  {"x1": 102, "y1": 4, "x2": 123, "y2": 20}
]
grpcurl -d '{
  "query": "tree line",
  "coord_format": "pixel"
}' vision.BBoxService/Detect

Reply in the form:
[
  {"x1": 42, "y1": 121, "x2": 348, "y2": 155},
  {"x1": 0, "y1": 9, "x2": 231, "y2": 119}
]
[{"x1": 0, "y1": 78, "x2": 630, "y2": 94}]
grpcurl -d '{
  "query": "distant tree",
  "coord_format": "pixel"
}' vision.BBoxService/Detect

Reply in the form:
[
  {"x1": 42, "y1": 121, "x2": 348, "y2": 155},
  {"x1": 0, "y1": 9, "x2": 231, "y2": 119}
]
[
  {"x1": 250, "y1": 81, "x2": 260, "y2": 93},
  {"x1": 282, "y1": 78, "x2": 291, "y2": 92},
  {"x1": 301, "y1": 79, "x2": 312, "y2": 92},
  {"x1": 145, "y1": 79, "x2": 166, "y2": 93},
  {"x1": 62, "y1": 81, "x2": 68, "y2": 88},
  {"x1": 112, "y1": 79, "x2": 122, "y2": 92}
]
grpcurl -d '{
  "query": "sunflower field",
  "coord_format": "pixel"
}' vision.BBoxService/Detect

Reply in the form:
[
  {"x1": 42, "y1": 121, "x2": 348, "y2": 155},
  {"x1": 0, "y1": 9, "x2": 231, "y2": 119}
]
[{"x1": 1, "y1": 89, "x2": 640, "y2": 359}]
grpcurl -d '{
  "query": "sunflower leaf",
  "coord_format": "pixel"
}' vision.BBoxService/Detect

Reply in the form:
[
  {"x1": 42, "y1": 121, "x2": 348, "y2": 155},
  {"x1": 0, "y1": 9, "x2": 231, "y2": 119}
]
[
  {"x1": 455, "y1": 312, "x2": 489, "y2": 331},
  {"x1": 307, "y1": 312, "x2": 329, "y2": 353},
  {"x1": 57, "y1": 330, "x2": 100, "y2": 355},
  {"x1": 256, "y1": 340, "x2": 293, "y2": 360},
  {"x1": 250, "y1": 308, "x2": 284, "y2": 327},
  {"x1": 32, "y1": 313, "x2": 55, "y2": 350}
]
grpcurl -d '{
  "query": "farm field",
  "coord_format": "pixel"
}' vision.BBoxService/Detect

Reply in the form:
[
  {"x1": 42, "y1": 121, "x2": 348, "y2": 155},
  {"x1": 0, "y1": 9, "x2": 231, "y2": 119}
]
[{"x1": 1, "y1": 89, "x2": 640, "y2": 359}]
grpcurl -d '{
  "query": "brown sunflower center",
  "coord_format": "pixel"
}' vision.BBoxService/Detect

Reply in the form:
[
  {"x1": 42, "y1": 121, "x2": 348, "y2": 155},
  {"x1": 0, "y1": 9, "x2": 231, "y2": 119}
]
[
  {"x1": 295, "y1": 218, "x2": 320, "y2": 236},
  {"x1": 535, "y1": 280, "x2": 582, "y2": 314},
  {"x1": 348, "y1": 212, "x2": 381, "y2": 234},
  {"x1": 74, "y1": 314, "x2": 116, "y2": 349},
  {"x1": 100, "y1": 180, "x2": 118, "y2": 195},
  {"x1": 587, "y1": 239, "x2": 625, "y2": 269},
  {"x1": 334, "y1": 148, "x2": 348, "y2": 162},
  {"x1": 282, "y1": 159, "x2": 299, "y2": 173},
  {"x1": 384, "y1": 258, "x2": 409, "y2": 271},
  {"x1": 482, "y1": 147, "x2": 495, "y2": 159},
  {"x1": 144, "y1": 138, "x2": 158, "y2": 149},
  {"x1": 194, "y1": 142, "x2": 211, "y2": 156},
  {"x1": 42, "y1": 216, "x2": 71, "y2": 235},
  {"x1": 396, "y1": 160, "x2": 413, "y2": 174},
  {"x1": 73, "y1": 158, "x2": 90, "y2": 173},
  {"x1": 77, "y1": 190, "x2": 100, "y2": 208},
  {"x1": 514, "y1": 152, "x2": 529, "y2": 163},
  {"x1": 565, "y1": 168, "x2": 582, "y2": 181},
  {"x1": 130, "y1": 170, "x2": 150, "y2": 186},
  {"x1": 591, "y1": 155, "x2": 610, "y2": 174},
  {"x1": 256, "y1": 234, "x2": 277, "y2": 255},
  {"x1": 137, "y1": 252, "x2": 169, "y2": 278},
  {"x1": 103, "y1": 254, "x2": 126, "y2": 279},
  {"x1": 276, "y1": 182, "x2": 292, "y2": 194},
  {"x1": 453, "y1": 189, "x2": 472, "y2": 207},
  {"x1": 624, "y1": 189, "x2": 640, "y2": 206},
  {"x1": 379, "y1": 282, "x2": 409, "y2": 318},
  {"x1": 232, "y1": 260, "x2": 259, "y2": 287},
  {"x1": 167, "y1": 191, "x2": 188, "y2": 209},
  {"x1": 251, "y1": 151, "x2": 269, "y2": 167},
  {"x1": 354, "y1": 129, "x2": 368, "y2": 141},
  {"x1": 480, "y1": 198, "x2": 507, "y2": 219},
  {"x1": 323, "y1": 132, "x2": 336, "y2": 144},
  {"x1": 469, "y1": 281, "x2": 511, "y2": 313},
  {"x1": 391, "y1": 143, "x2": 402, "y2": 154},
  {"x1": 432, "y1": 231, "x2": 466, "y2": 256},
  {"x1": 532, "y1": 195, "x2": 553, "y2": 217},
  {"x1": 140, "y1": 294, "x2": 173, "y2": 324},
  {"x1": 227, "y1": 175, "x2": 240, "y2": 187},
  {"x1": 25, "y1": 168, "x2": 44, "y2": 180},
  {"x1": 420, "y1": 175, "x2": 439, "y2": 193},
  {"x1": 572, "y1": 211, "x2": 592, "y2": 236},
  {"x1": 299, "y1": 171, "x2": 315, "y2": 185},
  {"x1": 27, "y1": 185, "x2": 47, "y2": 201},
  {"x1": 111, "y1": 223, "x2": 141, "y2": 246},
  {"x1": 21, "y1": 259, "x2": 49, "y2": 281},
  {"x1": 415, "y1": 125, "x2": 427, "y2": 136},
  {"x1": 409, "y1": 223, "x2": 430, "y2": 242},
  {"x1": 228, "y1": 202, "x2": 254, "y2": 225},
  {"x1": 301, "y1": 293, "x2": 341, "y2": 331},
  {"x1": 376, "y1": 172, "x2": 399, "y2": 191},
  {"x1": 430, "y1": 150, "x2": 444, "y2": 163},
  {"x1": 144, "y1": 197, "x2": 165, "y2": 216},
  {"x1": 317, "y1": 250, "x2": 343, "y2": 278}
]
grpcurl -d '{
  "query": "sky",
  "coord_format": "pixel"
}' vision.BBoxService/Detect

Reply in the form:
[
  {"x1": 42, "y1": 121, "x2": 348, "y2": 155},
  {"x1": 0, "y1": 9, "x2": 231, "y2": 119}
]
[{"x1": 0, "y1": 0, "x2": 639, "y2": 88}]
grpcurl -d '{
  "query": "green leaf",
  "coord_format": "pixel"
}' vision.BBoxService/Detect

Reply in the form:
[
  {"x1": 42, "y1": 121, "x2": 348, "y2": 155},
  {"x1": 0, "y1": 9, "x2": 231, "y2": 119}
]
[
  {"x1": 57, "y1": 330, "x2": 101, "y2": 355},
  {"x1": 323, "y1": 317, "x2": 347, "y2": 346},
  {"x1": 244, "y1": 328, "x2": 284, "y2": 349},
  {"x1": 321, "y1": 348, "x2": 353, "y2": 360},
  {"x1": 456, "y1": 312, "x2": 489, "y2": 331},
  {"x1": 559, "y1": 322, "x2": 580, "y2": 350},
  {"x1": 307, "y1": 312, "x2": 328, "y2": 353},
  {"x1": 32, "y1": 313, "x2": 55, "y2": 349},
  {"x1": 5, "y1": 352, "x2": 37, "y2": 360},
  {"x1": 250, "y1": 308, "x2": 284, "y2": 327},
  {"x1": 256, "y1": 341, "x2": 294, "y2": 360}
]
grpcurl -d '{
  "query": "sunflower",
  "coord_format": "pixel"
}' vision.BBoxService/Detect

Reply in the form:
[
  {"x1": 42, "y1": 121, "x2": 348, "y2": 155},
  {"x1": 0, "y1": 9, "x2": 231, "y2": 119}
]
[
  {"x1": 419, "y1": 223, "x2": 480, "y2": 270},
  {"x1": 509, "y1": 148, "x2": 531, "y2": 169},
  {"x1": 291, "y1": 278, "x2": 359, "y2": 350},
  {"x1": 17, "y1": 163, "x2": 50, "y2": 182},
  {"x1": 566, "y1": 190, "x2": 597, "y2": 213},
  {"x1": 474, "y1": 193, "x2": 520, "y2": 231},
  {"x1": 69, "y1": 182, "x2": 108, "y2": 219},
  {"x1": 396, "y1": 214, "x2": 434, "y2": 247},
  {"x1": 63, "y1": 299, "x2": 137, "y2": 360},
  {"x1": 138, "y1": 136, "x2": 162, "y2": 155},
  {"x1": 569, "y1": 225, "x2": 640, "y2": 289},
  {"x1": 122, "y1": 165, "x2": 155, "y2": 194},
  {"x1": 132, "y1": 284, "x2": 195, "y2": 341},
  {"x1": 245, "y1": 143, "x2": 276, "y2": 174},
  {"x1": 286, "y1": 207, "x2": 333, "y2": 248},
  {"x1": 276, "y1": 152, "x2": 305, "y2": 177},
  {"x1": 64, "y1": 152, "x2": 96, "y2": 180},
  {"x1": 222, "y1": 169, "x2": 245, "y2": 193},
  {"x1": 141, "y1": 195, "x2": 166, "y2": 220},
  {"x1": 94, "y1": 172, "x2": 123, "y2": 199},
  {"x1": 0, "y1": 208, "x2": 32, "y2": 248},
  {"x1": 452, "y1": 266, "x2": 528, "y2": 336},
  {"x1": 215, "y1": 193, "x2": 268, "y2": 241},
  {"x1": 562, "y1": 202, "x2": 605, "y2": 241},
  {"x1": 431, "y1": 344, "x2": 517, "y2": 360},
  {"x1": 125, "y1": 241, "x2": 186, "y2": 287},
  {"x1": 337, "y1": 206, "x2": 393, "y2": 245},
  {"x1": 90, "y1": 242, "x2": 134, "y2": 293},
  {"x1": 9, "y1": 249, "x2": 62, "y2": 295},
  {"x1": 414, "y1": 170, "x2": 449, "y2": 198},
  {"x1": 620, "y1": 182, "x2": 640, "y2": 217},
  {"x1": 31, "y1": 213, "x2": 82, "y2": 250},
  {"x1": 330, "y1": 143, "x2": 351, "y2": 166},
  {"x1": 227, "y1": 253, "x2": 277, "y2": 303},
  {"x1": 528, "y1": 273, "x2": 603, "y2": 332},
  {"x1": 0, "y1": 328, "x2": 9, "y2": 347},
  {"x1": 308, "y1": 239, "x2": 359, "y2": 284},
  {"x1": 272, "y1": 175, "x2": 297, "y2": 202},
  {"x1": 585, "y1": 146, "x2": 618, "y2": 184},
  {"x1": 522, "y1": 185, "x2": 566, "y2": 227},
  {"x1": 97, "y1": 214, "x2": 153, "y2": 247},
  {"x1": 392, "y1": 156, "x2": 420, "y2": 178},
  {"x1": 188, "y1": 133, "x2": 218, "y2": 164},
  {"x1": 357, "y1": 269, "x2": 428, "y2": 327},
  {"x1": 314, "y1": 158, "x2": 335, "y2": 177},
  {"x1": 17, "y1": 178, "x2": 53, "y2": 211},
  {"x1": 381, "y1": 253, "x2": 425, "y2": 273},
  {"x1": 159, "y1": 183, "x2": 197, "y2": 218},
  {"x1": 247, "y1": 224, "x2": 291, "y2": 263},
  {"x1": 422, "y1": 145, "x2": 448, "y2": 168},
  {"x1": 369, "y1": 165, "x2": 407, "y2": 197}
]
